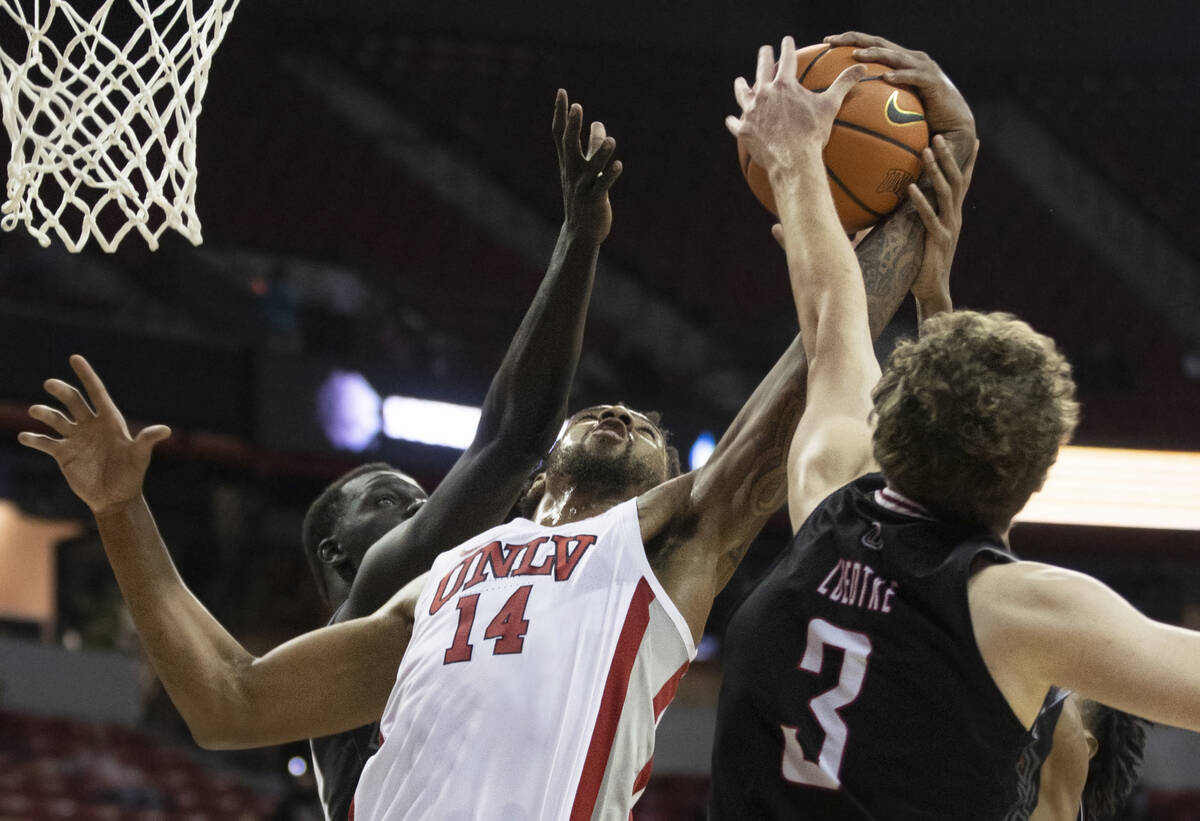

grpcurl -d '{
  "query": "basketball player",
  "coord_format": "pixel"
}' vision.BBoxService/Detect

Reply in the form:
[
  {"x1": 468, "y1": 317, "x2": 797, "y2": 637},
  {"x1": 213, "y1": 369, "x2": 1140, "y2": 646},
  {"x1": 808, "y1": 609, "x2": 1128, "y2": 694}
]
[
  {"x1": 31, "y1": 87, "x2": 622, "y2": 821},
  {"x1": 295, "y1": 88, "x2": 625, "y2": 821},
  {"x1": 1033, "y1": 695, "x2": 1148, "y2": 821},
  {"x1": 710, "y1": 36, "x2": 1194, "y2": 821}
]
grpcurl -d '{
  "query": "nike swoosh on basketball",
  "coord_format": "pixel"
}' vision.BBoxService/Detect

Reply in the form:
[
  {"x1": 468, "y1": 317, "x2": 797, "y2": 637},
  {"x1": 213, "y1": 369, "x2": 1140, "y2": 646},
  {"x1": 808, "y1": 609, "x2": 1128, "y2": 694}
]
[{"x1": 884, "y1": 90, "x2": 925, "y2": 126}]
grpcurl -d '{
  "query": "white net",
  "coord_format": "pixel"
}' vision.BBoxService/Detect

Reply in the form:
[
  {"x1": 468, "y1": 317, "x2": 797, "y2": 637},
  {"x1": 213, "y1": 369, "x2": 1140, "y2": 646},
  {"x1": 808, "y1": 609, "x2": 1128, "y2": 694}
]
[{"x1": 0, "y1": 0, "x2": 239, "y2": 252}]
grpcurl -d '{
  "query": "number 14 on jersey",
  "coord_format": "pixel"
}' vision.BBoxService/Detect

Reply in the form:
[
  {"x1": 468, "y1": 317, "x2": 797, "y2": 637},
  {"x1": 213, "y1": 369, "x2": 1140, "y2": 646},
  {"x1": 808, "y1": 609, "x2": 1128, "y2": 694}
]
[{"x1": 444, "y1": 585, "x2": 534, "y2": 664}]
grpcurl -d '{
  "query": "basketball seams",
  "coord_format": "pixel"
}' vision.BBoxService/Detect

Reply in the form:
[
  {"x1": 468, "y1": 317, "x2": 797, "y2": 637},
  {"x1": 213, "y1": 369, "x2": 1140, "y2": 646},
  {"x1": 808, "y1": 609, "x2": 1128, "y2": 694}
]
[
  {"x1": 810, "y1": 76, "x2": 890, "y2": 94},
  {"x1": 797, "y1": 47, "x2": 833, "y2": 86},
  {"x1": 825, "y1": 167, "x2": 886, "y2": 219},
  {"x1": 831, "y1": 120, "x2": 924, "y2": 158}
]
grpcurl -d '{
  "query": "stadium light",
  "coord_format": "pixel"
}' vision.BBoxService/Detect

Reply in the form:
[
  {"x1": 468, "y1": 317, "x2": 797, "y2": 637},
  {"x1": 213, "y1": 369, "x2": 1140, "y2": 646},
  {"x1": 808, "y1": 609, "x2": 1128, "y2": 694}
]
[
  {"x1": 316, "y1": 371, "x2": 381, "y2": 453},
  {"x1": 382, "y1": 396, "x2": 481, "y2": 449},
  {"x1": 690, "y1": 432, "x2": 716, "y2": 470},
  {"x1": 1016, "y1": 445, "x2": 1200, "y2": 530}
]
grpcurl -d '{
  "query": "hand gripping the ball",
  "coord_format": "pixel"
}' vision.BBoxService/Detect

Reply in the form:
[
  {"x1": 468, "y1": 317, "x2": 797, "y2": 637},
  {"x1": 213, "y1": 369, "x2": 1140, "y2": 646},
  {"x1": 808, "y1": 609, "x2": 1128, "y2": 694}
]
[
  {"x1": 726, "y1": 36, "x2": 868, "y2": 184},
  {"x1": 824, "y1": 32, "x2": 976, "y2": 166}
]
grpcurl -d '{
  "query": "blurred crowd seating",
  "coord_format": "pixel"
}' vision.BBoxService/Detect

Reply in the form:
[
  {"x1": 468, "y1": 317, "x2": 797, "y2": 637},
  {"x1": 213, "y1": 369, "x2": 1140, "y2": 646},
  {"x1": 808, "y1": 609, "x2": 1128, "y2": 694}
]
[{"x1": 0, "y1": 710, "x2": 280, "y2": 821}]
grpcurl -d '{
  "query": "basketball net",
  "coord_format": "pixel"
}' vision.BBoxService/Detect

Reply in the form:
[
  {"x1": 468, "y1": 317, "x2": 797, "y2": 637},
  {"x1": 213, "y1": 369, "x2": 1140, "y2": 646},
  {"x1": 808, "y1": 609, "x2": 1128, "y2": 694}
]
[{"x1": 0, "y1": 0, "x2": 239, "y2": 252}]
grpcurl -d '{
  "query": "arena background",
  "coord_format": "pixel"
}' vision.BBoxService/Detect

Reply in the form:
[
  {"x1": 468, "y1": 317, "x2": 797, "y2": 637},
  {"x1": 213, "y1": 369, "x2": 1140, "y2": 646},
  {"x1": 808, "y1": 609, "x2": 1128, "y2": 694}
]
[{"x1": 1, "y1": 0, "x2": 1199, "y2": 818}]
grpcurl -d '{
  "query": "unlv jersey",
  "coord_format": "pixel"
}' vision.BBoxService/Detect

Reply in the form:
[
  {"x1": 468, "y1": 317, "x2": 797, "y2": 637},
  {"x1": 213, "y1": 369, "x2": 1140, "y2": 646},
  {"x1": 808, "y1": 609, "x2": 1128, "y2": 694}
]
[
  {"x1": 353, "y1": 499, "x2": 695, "y2": 821},
  {"x1": 711, "y1": 473, "x2": 1059, "y2": 821}
]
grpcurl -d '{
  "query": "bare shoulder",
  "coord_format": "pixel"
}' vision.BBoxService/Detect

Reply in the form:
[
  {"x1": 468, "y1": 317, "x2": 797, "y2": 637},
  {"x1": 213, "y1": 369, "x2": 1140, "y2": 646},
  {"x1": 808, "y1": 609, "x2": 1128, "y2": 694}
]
[{"x1": 969, "y1": 560, "x2": 1115, "y2": 626}]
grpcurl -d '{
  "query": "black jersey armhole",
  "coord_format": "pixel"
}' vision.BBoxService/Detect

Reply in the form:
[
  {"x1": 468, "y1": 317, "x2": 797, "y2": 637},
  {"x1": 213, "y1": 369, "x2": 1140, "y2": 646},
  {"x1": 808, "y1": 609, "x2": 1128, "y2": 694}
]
[{"x1": 958, "y1": 544, "x2": 1033, "y2": 736}]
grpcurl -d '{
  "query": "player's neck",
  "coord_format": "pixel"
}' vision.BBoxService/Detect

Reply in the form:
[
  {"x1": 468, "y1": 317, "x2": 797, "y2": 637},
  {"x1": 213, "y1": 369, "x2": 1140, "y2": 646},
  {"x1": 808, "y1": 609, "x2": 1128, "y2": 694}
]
[{"x1": 534, "y1": 485, "x2": 627, "y2": 526}]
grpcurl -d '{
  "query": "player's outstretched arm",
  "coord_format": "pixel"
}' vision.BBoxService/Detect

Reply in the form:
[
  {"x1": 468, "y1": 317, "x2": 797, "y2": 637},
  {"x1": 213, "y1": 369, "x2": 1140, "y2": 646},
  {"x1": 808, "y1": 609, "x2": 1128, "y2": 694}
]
[
  {"x1": 723, "y1": 36, "x2": 879, "y2": 536},
  {"x1": 787, "y1": 133, "x2": 978, "y2": 528},
  {"x1": 971, "y1": 561, "x2": 1200, "y2": 735},
  {"x1": 344, "y1": 89, "x2": 622, "y2": 618},
  {"x1": 18, "y1": 356, "x2": 417, "y2": 748}
]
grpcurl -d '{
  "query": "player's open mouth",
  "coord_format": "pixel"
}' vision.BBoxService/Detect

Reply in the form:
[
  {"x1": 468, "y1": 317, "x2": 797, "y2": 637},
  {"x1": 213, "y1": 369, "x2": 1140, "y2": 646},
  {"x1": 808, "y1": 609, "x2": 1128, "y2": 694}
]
[{"x1": 593, "y1": 420, "x2": 628, "y2": 439}]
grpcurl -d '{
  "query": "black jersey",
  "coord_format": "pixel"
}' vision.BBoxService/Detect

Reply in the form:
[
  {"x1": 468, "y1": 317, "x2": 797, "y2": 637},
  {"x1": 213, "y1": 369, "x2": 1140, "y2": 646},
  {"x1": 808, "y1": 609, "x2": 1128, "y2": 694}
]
[
  {"x1": 710, "y1": 473, "x2": 1060, "y2": 821},
  {"x1": 310, "y1": 723, "x2": 379, "y2": 821},
  {"x1": 309, "y1": 605, "x2": 381, "y2": 821}
]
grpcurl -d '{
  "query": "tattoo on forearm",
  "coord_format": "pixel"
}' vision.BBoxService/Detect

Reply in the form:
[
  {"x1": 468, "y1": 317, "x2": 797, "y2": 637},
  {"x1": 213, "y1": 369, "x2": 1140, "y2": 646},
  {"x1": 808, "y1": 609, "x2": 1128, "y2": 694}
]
[
  {"x1": 859, "y1": 203, "x2": 925, "y2": 340},
  {"x1": 740, "y1": 389, "x2": 806, "y2": 518}
]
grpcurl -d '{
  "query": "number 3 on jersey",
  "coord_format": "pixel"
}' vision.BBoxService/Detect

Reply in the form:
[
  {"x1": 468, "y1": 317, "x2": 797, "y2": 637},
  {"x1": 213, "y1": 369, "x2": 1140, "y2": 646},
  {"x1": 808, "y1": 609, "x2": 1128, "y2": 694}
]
[
  {"x1": 444, "y1": 585, "x2": 533, "y2": 664},
  {"x1": 780, "y1": 618, "x2": 872, "y2": 790}
]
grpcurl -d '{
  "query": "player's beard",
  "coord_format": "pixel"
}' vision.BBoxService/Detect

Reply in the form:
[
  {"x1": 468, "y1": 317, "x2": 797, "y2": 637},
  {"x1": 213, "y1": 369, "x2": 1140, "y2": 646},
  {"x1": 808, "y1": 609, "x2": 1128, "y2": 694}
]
[{"x1": 546, "y1": 439, "x2": 662, "y2": 500}]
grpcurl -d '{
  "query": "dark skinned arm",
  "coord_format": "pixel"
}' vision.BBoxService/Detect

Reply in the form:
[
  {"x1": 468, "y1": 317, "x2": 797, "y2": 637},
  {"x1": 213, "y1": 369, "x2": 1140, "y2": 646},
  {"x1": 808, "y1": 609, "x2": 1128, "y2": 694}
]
[
  {"x1": 342, "y1": 90, "x2": 623, "y2": 618},
  {"x1": 18, "y1": 356, "x2": 424, "y2": 748}
]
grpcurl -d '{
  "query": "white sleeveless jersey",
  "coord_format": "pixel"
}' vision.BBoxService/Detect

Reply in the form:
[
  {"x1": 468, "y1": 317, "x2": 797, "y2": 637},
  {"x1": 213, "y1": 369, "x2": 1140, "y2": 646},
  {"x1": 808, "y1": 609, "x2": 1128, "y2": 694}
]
[{"x1": 352, "y1": 499, "x2": 696, "y2": 821}]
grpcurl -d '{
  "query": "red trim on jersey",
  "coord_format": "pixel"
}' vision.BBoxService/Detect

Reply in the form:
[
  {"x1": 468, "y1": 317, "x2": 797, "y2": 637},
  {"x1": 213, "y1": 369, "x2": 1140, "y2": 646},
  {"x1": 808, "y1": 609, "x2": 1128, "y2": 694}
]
[
  {"x1": 877, "y1": 487, "x2": 934, "y2": 520},
  {"x1": 348, "y1": 798, "x2": 355, "y2": 821},
  {"x1": 569, "y1": 577, "x2": 655, "y2": 821},
  {"x1": 632, "y1": 756, "x2": 654, "y2": 795},
  {"x1": 652, "y1": 662, "x2": 689, "y2": 721}
]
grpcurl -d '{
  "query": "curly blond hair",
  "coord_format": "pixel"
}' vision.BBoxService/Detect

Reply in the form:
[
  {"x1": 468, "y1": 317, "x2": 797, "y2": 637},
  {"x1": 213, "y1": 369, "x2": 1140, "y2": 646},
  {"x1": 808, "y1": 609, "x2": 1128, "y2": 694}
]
[{"x1": 871, "y1": 311, "x2": 1079, "y2": 531}]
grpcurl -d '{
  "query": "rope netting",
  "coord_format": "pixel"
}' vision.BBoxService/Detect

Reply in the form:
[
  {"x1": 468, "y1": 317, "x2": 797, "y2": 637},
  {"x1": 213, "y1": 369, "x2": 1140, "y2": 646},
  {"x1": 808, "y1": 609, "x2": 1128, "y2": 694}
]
[{"x1": 0, "y1": 0, "x2": 239, "y2": 251}]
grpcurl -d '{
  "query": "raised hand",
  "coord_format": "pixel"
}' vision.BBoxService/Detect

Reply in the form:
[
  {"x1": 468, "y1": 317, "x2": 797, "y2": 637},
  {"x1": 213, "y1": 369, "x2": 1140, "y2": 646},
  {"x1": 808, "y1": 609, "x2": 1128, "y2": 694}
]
[
  {"x1": 726, "y1": 36, "x2": 867, "y2": 180},
  {"x1": 553, "y1": 89, "x2": 622, "y2": 244},
  {"x1": 824, "y1": 31, "x2": 976, "y2": 164},
  {"x1": 909, "y1": 135, "x2": 980, "y2": 319},
  {"x1": 17, "y1": 355, "x2": 171, "y2": 516}
]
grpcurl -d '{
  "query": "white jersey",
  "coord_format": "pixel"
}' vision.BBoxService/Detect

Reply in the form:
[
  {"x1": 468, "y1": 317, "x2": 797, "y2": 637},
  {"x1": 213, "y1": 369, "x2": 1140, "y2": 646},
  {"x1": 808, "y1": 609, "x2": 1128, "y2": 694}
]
[{"x1": 352, "y1": 499, "x2": 696, "y2": 821}]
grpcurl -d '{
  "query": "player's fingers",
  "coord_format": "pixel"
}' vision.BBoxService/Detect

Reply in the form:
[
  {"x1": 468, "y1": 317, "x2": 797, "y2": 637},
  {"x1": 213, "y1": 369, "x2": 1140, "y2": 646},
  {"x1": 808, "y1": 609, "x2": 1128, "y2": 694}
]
[
  {"x1": 907, "y1": 183, "x2": 938, "y2": 231},
  {"x1": 594, "y1": 159, "x2": 623, "y2": 194},
  {"x1": 28, "y1": 404, "x2": 74, "y2": 435},
  {"x1": 43, "y1": 378, "x2": 93, "y2": 421},
  {"x1": 931, "y1": 135, "x2": 963, "y2": 193},
  {"x1": 824, "y1": 31, "x2": 903, "y2": 52},
  {"x1": 564, "y1": 102, "x2": 584, "y2": 161},
  {"x1": 961, "y1": 138, "x2": 981, "y2": 189},
  {"x1": 777, "y1": 35, "x2": 797, "y2": 82},
  {"x1": 851, "y1": 46, "x2": 926, "y2": 70},
  {"x1": 586, "y1": 137, "x2": 616, "y2": 173},
  {"x1": 922, "y1": 146, "x2": 953, "y2": 211},
  {"x1": 754, "y1": 44, "x2": 775, "y2": 87},
  {"x1": 824, "y1": 64, "x2": 868, "y2": 110},
  {"x1": 724, "y1": 114, "x2": 743, "y2": 137},
  {"x1": 133, "y1": 424, "x2": 172, "y2": 456},
  {"x1": 733, "y1": 76, "x2": 752, "y2": 109},
  {"x1": 879, "y1": 68, "x2": 930, "y2": 88},
  {"x1": 587, "y1": 121, "x2": 607, "y2": 158},
  {"x1": 16, "y1": 431, "x2": 60, "y2": 458},
  {"x1": 552, "y1": 89, "x2": 567, "y2": 147},
  {"x1": 68, "y1": 355, "x2": 120, "y2": 418}
]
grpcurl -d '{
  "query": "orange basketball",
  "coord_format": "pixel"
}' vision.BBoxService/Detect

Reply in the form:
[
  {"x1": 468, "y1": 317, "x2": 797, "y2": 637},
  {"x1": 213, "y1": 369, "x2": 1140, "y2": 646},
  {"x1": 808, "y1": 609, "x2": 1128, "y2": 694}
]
[{"x1": 737, "y1": 44, "x2": 929, "y2": 232}]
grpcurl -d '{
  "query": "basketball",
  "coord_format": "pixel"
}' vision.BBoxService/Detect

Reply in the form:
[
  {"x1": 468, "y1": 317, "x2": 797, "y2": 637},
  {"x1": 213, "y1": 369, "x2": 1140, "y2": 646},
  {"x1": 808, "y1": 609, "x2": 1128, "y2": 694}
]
[{"x1": 737, "y1": 44, "x2": 929, "y2": 233}]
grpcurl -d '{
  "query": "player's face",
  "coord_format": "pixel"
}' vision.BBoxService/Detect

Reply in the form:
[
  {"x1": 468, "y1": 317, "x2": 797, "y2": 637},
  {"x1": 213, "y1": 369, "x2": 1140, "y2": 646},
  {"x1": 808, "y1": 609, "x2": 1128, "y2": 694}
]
[
  {"x1": 552, "y1": 404, "x2": 671, "y2": 488},
  {"x1": 335, "y1": 470, "x2": 428, "y2": 564}
]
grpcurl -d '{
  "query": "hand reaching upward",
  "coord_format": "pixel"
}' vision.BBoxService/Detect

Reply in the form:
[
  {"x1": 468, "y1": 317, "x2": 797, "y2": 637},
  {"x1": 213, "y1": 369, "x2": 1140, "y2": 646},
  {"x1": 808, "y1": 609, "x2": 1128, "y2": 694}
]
[
  {"x1": 554, "y1": 89, "x2": 622, "y2": 243},
  {"x1": 726, "y1": 36, "x2": 867, "y2": 181},
  {"x1": 909, "y1": 135, "x2": 980, "y2": 320},
  {"x1": 18, "y1": 355, "x2": 171, "y2": 516}
]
